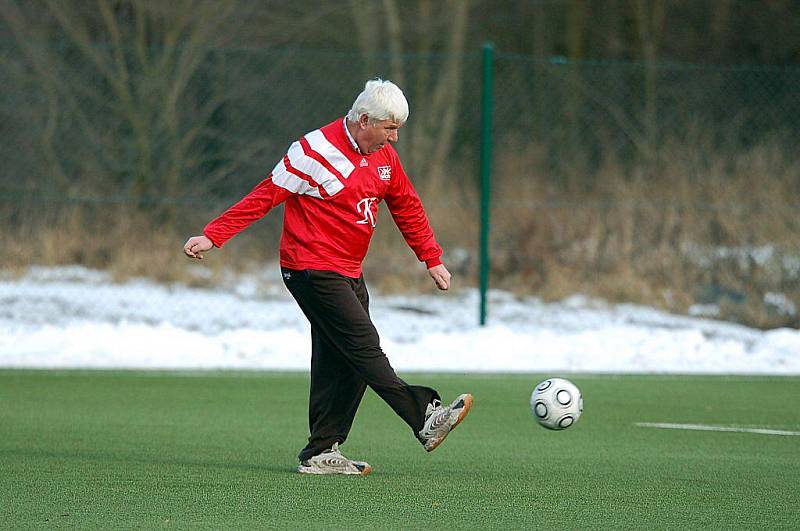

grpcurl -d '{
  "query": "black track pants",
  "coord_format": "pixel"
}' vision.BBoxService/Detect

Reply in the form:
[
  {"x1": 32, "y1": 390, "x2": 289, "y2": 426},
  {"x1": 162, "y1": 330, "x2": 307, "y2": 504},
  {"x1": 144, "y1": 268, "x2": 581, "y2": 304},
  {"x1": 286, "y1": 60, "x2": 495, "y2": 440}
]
[{"x1": 282, "y1": 268, "x2": 440, "y2": 462}]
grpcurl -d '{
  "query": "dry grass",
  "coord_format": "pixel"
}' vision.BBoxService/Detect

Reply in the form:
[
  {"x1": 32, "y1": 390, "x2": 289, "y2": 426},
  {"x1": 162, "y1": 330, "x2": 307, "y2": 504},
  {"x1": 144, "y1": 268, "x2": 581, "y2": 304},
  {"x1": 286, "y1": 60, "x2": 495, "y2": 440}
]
[{"x1": 481, "y1": 137, "x2": 800, "y2": 328}]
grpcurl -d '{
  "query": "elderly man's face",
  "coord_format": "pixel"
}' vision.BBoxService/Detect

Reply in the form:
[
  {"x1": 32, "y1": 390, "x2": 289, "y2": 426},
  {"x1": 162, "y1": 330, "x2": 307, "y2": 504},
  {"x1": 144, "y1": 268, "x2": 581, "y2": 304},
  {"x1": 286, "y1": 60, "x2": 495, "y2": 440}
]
[{"x1": 356, "y1": 116, "x2": 402, "y2": 154}]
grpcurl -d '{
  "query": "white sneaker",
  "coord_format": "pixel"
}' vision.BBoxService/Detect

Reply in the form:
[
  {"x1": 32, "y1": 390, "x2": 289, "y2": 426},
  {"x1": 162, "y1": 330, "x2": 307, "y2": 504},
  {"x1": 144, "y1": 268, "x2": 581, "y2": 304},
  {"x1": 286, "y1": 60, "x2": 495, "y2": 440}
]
[
  {"x1": 297, "y1": 443, "x2": 372, "y2": 476},
  {"x1": 418, "y1": 393, "x2": 473, "y2": 452}
]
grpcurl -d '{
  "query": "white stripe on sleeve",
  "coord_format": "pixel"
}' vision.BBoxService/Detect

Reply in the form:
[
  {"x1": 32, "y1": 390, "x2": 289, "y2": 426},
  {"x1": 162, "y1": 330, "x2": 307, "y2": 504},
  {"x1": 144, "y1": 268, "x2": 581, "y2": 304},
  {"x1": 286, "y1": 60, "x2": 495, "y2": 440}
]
[
  {"x1": 286, "y1": 141, "x2": 345, "y2": 196},
  {"x1": 270, "y1": 157, "x2": 323, "y2": 198},
  {"x1": 304, "y1": 130, "x2": 355, "y2": 180}
]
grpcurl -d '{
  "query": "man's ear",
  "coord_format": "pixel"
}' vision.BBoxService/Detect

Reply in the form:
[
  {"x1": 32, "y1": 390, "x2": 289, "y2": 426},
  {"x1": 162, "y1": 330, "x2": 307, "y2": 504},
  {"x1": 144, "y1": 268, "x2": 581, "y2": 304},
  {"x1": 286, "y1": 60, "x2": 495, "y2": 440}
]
[{"x1": 359, "y1": 114, "x2": 370, "y2": 129}]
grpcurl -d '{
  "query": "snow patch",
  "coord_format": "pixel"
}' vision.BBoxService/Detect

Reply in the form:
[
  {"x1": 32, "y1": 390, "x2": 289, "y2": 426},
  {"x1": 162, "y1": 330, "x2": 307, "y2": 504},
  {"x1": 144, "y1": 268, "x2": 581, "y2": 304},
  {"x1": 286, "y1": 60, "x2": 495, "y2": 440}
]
[{"x1": 1, "y1": 266, "x2": 798, "y2": 374}]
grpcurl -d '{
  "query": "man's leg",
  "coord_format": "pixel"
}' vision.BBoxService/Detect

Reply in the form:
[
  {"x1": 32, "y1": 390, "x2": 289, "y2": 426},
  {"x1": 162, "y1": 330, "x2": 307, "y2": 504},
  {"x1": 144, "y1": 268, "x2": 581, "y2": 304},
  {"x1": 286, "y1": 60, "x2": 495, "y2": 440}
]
[
  {"x1": 300, "y1": 324, "x2": 368, "y2": 462},
  {"x1": 283, "y1": 268, "x2": 439, "y2": 455}
]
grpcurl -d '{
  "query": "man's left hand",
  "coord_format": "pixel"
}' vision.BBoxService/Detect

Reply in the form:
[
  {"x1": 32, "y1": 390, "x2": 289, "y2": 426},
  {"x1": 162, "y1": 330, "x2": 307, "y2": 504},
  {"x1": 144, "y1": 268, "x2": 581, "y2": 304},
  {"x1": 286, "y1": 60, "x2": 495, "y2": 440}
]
[{"x1": 428, "y1": 264, "x2": 451, "y2": 291}]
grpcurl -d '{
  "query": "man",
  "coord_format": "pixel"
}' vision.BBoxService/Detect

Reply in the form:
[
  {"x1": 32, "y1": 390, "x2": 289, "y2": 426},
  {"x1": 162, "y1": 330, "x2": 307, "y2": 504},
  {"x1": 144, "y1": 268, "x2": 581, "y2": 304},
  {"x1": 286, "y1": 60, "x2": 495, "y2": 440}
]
[{"x1": 183, "y1": 79, "x2": 472, "y2": 476}]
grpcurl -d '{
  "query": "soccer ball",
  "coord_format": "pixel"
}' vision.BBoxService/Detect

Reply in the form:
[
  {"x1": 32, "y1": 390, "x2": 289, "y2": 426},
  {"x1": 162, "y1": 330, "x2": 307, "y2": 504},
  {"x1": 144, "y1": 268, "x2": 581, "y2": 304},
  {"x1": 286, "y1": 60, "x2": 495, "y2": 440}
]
[{"x1": 530, "y1": 378, "x2": 583, "y2": 430}]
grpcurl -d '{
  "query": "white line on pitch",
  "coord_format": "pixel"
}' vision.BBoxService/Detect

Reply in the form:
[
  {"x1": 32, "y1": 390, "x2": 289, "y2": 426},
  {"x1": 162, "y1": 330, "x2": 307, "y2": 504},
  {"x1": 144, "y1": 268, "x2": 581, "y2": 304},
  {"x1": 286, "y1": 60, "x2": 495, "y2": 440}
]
[{"x1": 634, "y1": 422, "x2": 800, "y2": 436}]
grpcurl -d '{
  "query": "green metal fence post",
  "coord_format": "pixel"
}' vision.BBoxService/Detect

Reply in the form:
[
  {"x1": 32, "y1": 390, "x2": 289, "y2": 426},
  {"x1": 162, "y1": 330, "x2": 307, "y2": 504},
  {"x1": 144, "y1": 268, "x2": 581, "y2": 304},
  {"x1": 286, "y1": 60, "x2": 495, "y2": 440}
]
[{"x1": 479, "y1": 42, "x2": 494, "y2": 326}]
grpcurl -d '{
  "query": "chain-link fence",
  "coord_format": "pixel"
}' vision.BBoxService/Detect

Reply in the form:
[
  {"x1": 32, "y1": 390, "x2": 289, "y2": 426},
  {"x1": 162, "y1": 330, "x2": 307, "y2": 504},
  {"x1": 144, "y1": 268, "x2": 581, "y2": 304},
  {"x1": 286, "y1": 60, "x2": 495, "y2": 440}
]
[
  {"x1": 486, "y1": 54, "x2": 800, "y2": 328},
  {"x1": 1, "y1": 38, "x2": 799, "y2": 327}
]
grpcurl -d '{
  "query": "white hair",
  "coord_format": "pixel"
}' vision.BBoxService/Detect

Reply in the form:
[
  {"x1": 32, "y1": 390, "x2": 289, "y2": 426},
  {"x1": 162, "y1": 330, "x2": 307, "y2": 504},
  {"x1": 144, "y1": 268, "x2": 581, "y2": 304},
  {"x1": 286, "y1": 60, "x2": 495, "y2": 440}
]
[{"x1": 346, "y1": 78, "x2": 409, "y2": 125}]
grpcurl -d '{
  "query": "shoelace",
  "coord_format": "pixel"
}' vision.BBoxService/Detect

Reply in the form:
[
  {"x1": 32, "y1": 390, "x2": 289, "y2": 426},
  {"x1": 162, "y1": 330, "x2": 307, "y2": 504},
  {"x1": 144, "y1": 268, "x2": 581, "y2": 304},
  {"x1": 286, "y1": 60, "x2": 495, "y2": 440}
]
[
  {"x1": 327, "y1": 443, "x2": 343, "y2": 456},
  {"x1": 426, "y1": 399, "x2": 442, "y2": 418}
]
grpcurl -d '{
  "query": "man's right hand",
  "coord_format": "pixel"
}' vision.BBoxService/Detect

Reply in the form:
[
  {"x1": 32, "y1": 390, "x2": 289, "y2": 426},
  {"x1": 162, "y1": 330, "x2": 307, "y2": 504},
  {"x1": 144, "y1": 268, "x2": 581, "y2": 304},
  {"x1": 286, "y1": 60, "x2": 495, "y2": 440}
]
[{"x1": 183, "y1": 235, "x2": 214, "y2": 259}]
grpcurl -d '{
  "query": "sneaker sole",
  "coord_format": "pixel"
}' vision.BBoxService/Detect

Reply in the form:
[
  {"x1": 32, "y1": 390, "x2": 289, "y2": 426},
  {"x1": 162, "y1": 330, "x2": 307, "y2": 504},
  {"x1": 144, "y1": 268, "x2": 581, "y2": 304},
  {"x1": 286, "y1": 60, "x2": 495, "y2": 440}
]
[
  {"x1": 425, "y1": 393, "x2": 473, "y2": 452},
  {"x1": 297, "y1": 464, "x2": 373, "y2": 476}
]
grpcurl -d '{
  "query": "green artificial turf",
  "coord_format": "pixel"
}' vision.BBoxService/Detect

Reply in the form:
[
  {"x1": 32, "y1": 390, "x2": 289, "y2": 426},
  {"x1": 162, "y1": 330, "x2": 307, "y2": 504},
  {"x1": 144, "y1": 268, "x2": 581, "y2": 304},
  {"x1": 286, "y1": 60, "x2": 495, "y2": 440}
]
[{"x1": 1, "y1": 370, "x2": 799, "y2": 529}]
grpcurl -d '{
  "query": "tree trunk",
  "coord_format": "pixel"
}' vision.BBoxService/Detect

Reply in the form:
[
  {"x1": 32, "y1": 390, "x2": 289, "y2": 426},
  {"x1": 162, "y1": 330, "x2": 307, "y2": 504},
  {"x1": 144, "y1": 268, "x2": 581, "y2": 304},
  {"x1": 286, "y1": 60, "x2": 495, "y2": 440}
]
[{"x1": 634, "y1": 0, "x2": 665, "y2": 163}]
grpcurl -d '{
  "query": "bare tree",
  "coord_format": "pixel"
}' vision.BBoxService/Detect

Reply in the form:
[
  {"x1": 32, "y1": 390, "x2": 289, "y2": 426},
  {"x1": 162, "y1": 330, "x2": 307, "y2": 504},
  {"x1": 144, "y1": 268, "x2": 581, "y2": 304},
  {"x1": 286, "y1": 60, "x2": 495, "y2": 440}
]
[
  {"x1": 565, "y1": 0, "x2": 590, "y2": 159},
  {"x1": 0, "y1": 0, "x2": 320, "y2": 210},
  {"x1": 381, "y1": 0, "x2": 405, "y2": 88},
  {"x1": 349, "y1": 0, "x2": 381, "y2": 79},
  {"x1": 384, "y1": 0, "x2": 470, "y2": 186},
  {"x1": 633, "y1": 0, "x2": 665, "y2": 161}
]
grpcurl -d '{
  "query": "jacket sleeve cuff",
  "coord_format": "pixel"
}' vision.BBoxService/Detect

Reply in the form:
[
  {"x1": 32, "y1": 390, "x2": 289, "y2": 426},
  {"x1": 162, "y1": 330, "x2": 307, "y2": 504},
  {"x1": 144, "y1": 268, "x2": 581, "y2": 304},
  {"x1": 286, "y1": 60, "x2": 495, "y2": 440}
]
[
  {"x1": 424, "y1": 257, "x2": 442, "y2": 269},
  {"x1": 203, "y1": 229, "x2": 223, "y2": 248}
]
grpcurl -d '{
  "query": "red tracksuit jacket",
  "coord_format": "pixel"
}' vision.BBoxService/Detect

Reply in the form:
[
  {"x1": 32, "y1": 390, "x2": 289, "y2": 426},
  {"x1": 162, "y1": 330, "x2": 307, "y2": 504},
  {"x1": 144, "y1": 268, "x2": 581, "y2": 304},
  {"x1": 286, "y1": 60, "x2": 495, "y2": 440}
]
[{"x1": 203, "y1": 117, "x2": 443, "y2": 278}]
